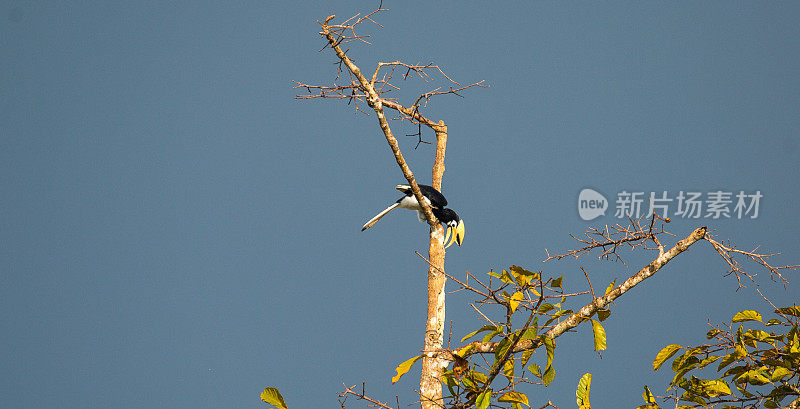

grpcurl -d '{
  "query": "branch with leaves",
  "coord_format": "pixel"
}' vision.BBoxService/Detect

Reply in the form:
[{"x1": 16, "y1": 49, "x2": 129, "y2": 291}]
[
  {"x1": 641, "y1": 306, "x2": 800, "y2": 409},
  {"x1": 389, "y1": 211, "x2": 796, "y2": 409},
  {"x1": 265, "y1": 211, "x2": 795, "y2": 409},
  {"x1": 387, "y1": 219, "x2": 704, "y2": 408}
]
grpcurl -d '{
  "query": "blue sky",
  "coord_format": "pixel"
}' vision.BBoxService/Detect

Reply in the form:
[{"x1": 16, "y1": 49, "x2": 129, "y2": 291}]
[{"x1": 2, "y1": 2, "x2": 799, "y2": 408}]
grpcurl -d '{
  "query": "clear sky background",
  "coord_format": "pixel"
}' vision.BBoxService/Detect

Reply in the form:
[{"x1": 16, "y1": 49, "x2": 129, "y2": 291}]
[{"x1": 2, "y1": 2, "x2": 799, "y2": 408}]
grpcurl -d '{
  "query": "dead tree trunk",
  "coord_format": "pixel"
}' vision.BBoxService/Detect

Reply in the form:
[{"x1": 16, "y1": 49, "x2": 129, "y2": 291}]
[
  {"x1": 419, "y1": 124, "x2": 448, "y2": 408},
  {"x1": 295, "y1": 10, "x2": 484, "y2": 408}
]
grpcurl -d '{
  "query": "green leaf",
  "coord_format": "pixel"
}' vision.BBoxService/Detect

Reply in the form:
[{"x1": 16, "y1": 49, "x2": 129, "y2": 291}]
[
  {"x1": 509, "y1": 291, "x2": 524, "y2": 313},
  {"x1": 597, "y1": 309, "x2": 611, "y2": 322},
  {"x1": 717, "y1": 345, "x2": 747, "y2": 371},
  {"x1": 442, "y1": 371, "x2": 458, "y2": 396},
  {"x1": 483, "y1": 327, "x2": 505, "y2": 343},
  {"x1": 441, "y1": 369, "x2": 455, "y2": 381},
  {"x1": 732, "y1": 310, "x2": 763, "y2": 323},
  {"x1": 606, "y1": 278, "x2": 617, "y2": 295},
  {"x1": 680, "y1": 393, "x2": 707, "y2": 406},
  {"x1": 695, "y1": 355, "x2": 720, "y2": 369},
  {"x1": 495, "y1": 338, "x2": 513, "y2": 362},
  {"x1": 538, "y1": 303, "x2": 554, "y2": 314},
  {"x1": 500, "y1": 269, "x2": 515, "y2": 284},
  {"x1": 604, "y1": 279, "x2": 616, "y2": 295},
  {"x1": 542, "y1": 365, "x2": 556, "y2": 386},
  {"x1": 768, "y1": 385, "x2": 795, "y2": 401},
  {"x1": 771, "y1": 367, "x2": 791, "y2": 381},
  {"x1": 455, "y1": 343, "x2": 475, "y2": 358},
  {"x1": 653, "y1": 344, "x2": 682, "y2": 371},
  {"x1": 462, "y1": 376, "x2": 477, "y2": 391},
  {"x1": 543, "y1": 336, "x2": 555, "y2": 369},
  {"x1": 521, "y1": 349, "x2": 535, "y2": 368},
  {"x1": 509, "y1": 265, "x2": 538, "y2": 279},
  {"x1": 739, "y1": 368, "x2": 771, "y2": 385},
  {"x1": 775, "y1": 306, "x2": 800, "y2": 317},
  {"x1": 510, "y1": 265, "x2": 538, "y2": 286},
  {"x1": 722, "y1": 365, "x2": 748, "y2": 378},
  {"x1": 551, "y1": 274, "x2": 563, "y2": 289},
  {"x1": 761, "y1": 358, "x2": 788, "y2": 370},
  {"x1": 744, "y1": 329, "x2": 776, "y2": 346},
  {"x1": 392, "y1": 355, "x2": 423, "y2": 384},
  {"x1": 701, "y1": 379, "x2": 731, "y2": 397},
  {"x1": 461, "y1": 325, "x2": 501, "y2": 342},
  {"x1": 476, "y1": 389, "x2": 492, "y2": 409},
  {"x1": 470, "y1": 370, "x2": 488, "y2": 385},
  {"x1": 261, "y1": 387, "x2": 289, "y2": 409},
  {"x1": 576, "y1": 373, "x2": 592, "y2": 408},
  {"x1": 498, "y1": 391, "x2": 530, "y2": 406},
  {"x1": 520, "y1": 326, "x2": 538, "y2": 340},
  {"x1": 503, "y1": 359, "x2": 515, "y2": 382},
  {"x1": 672, "y1": 353, "x2": 700, "y2": 374},
  {"x1": 591, "y1": 320, "x2": 607, "y2": 351},
  {"x1": 527, "y1": 362, "x2": 541, "y2": 377},
  {"x1": 642, "y1": 385, "x2": 656, "y2": 404}
]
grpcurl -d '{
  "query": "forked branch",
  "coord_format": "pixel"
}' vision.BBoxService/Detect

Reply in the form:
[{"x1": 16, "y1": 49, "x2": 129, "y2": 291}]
[
  {"x1": 294, "y1": 8, "x2": 487, "y2": 133},
  {"x1": 704, "y1": 233, "x2": 798, "y2": 288},
  {"x1": 544, "y1": 214, "x2": 673, "y2": 264}
]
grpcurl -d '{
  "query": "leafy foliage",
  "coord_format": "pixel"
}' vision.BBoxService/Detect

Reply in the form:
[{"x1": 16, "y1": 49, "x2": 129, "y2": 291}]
[
  {"x1": 392, "y1": 355, "x2": 424, "y2": 384},
  {"x1": 433, "y1": 265, "x2": 605, "y2": 409},
  {"x1": 261, "y1": 387, "x2": 288, "y2": 409},
  {"x1": 639, "y1": 306, "x2": 800, "y2": 409},
  {"x1": 576, "y1": 373, "x2": 592, "y2": 409}
]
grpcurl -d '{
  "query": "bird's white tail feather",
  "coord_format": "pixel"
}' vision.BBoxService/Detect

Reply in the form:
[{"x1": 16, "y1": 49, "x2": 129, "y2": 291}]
[{"x1": 361, "y1": 202, "x2": 401, "y2": 231}]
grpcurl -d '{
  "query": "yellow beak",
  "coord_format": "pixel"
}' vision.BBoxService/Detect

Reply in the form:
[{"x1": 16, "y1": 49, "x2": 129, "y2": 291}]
[{"x1": 444, "y1": 220, "x2": 465, "y2": 249}]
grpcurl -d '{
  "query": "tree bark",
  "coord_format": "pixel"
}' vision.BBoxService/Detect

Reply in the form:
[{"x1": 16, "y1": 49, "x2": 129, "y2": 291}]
[{"x1": 419, "y1": 124, "x2": 448, "y2": 409}]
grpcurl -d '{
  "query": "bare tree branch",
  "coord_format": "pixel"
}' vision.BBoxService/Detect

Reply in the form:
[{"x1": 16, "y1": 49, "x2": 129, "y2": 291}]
[
  {"x1": 442, "y1": 226, "x2": 708, "y2": 359},
  {"x1": 338, "y1": 383, "x2": 398, "y2": 409},
  {"x1": 544, "y1": 214, "x2": 673, "y2": 264},
  {"x1": 704, "y1": 233, "x2": 798, "y2": 288}
]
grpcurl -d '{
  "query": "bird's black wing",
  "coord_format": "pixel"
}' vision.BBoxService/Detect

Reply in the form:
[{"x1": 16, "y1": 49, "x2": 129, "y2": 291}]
[
  {"x1": 419, "y1": 185, "x2": 448, "y2": 208},
  {"x1": 395, "y1": 184, "x2": 448, "y2": 208}
]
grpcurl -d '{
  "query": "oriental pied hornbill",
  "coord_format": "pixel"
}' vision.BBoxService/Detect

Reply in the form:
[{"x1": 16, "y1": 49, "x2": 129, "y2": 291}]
[{"x1": 361, "y1": 184, "x2": 465, "y2": 248}]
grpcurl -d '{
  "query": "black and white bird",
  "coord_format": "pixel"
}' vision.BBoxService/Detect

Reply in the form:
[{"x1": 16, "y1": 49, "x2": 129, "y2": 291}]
[{"x1": 361, "y1": 184, "x2": 465, "y2": 248}]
